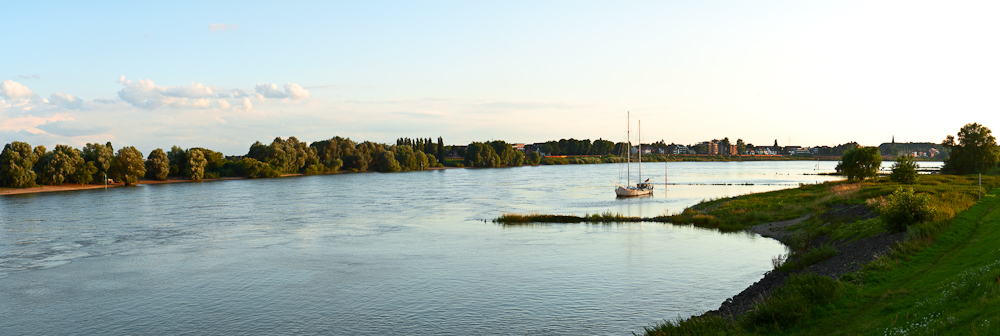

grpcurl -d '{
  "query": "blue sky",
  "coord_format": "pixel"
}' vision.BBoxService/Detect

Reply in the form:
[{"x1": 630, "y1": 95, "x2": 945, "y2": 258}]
[{"x1": 3, "y1": 1, "x2": 999, "y2": 155}]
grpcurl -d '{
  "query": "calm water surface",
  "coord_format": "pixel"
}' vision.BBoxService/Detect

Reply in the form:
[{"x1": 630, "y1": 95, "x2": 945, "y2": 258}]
[{"x1": 0, "y1": 161, "x2": 937, "y2": 335}]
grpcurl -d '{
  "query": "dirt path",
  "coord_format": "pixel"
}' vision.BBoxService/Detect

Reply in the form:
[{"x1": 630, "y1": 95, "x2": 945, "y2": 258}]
[{"x1": 747, "y1": 214, "x2": 811, "y2": 241}]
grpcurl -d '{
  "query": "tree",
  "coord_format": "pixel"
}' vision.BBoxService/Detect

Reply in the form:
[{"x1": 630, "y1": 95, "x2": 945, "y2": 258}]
[
  {"x1": 374, "y1": 150, "x2": 401, "y2": 172},
  {"x1": 942, "y1": 122, "x2": 1000, "y2": 174},
  {"x1": 146, "y1": 148, "x2": 170, "y2": 180},
  {"x1": 82, "y1": 142, "x2": 113, "y2": 183},
  {"x1": 465, "y1": 142, "x2": 498, "y2": 167},
  {"x1": 32, "y1": 145, "x2": 47, "y2": 174},
  {"x1": 890, "y1": 155, "x2": 919, "y2": 184},
  {"x1": 437, "y1": 136, "x2": 446, "y2": 163},
  {"x1": 413, "y1": 150, "x2": 429, "y2": 170},
  {"x1": 836, "y1": 146, "x2": 882, "y2": 181},
  {"x1": 167, "y1": 145, "x2": 186, "y2": 176},
  {"x1": 0, "y1": 141, "x2": 39, "y2": 187},
  {"x1": 38, "y1": 145, "x2": 86, "y2": 185},
  {"x1": 736, "y1": 139, "x2": 746, "y2": 156},
  {"x1": 237, "y1": 158, "x2": 278, "y2": 178},
  {"x1": 110, "y1": 146, "x2": 146, "y2": 186},
  {"x1": 187, "y1": 149, "x2": 206, "y2": 181},
  {"x1": 426, "y1": 153, "x2": 437, "y2": 167},
  {"x1": 529, "y1": 151, "x2": 541, "y2": 165},
  {"x1": 73, "y1": 161, "x2": 97, "y2": 185}
]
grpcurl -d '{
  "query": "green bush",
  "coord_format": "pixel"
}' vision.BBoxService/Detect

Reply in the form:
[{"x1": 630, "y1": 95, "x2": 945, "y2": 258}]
[
  {"x1": 836, "y1": 146, "x2": 881, "y2": 181},
  {"x1": 890, "y1": 155, "x2": 919, "y2": 184},
  {"x1": 643, "y1": 314, "x2": 738, "y2": 336},
  {"x1": 304, "y1": 164, "x2": 326, "y2": 175},
  {"x1": 880, "y1": 187, "x2": 934, "y2": 232},
  {"x1": 742, "y1": 273, "x2": 843, "y2": 330}
]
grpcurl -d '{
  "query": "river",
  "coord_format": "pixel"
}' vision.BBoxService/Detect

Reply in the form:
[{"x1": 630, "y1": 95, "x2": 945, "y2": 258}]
[{"x1": 0, "y1": 161, "x2": 937, "y2": 335}]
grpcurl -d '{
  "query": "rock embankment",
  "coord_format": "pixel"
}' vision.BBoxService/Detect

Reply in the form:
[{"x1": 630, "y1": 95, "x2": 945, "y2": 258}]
[{"x1": 708, "y1": 206, "x2": 902, "y2": 319}]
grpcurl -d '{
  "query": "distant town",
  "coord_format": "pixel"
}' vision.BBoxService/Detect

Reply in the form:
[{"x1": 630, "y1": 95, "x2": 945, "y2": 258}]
[{"x1": 446, "y1": 138, "x2": 945, "y2": 159}]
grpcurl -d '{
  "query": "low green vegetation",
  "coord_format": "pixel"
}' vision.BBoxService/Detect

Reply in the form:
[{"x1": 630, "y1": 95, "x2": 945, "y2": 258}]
[
  {"x1": 890, "y1": 155, "x2": 920, "y2": 184},
  {"x1": 494, "y1": 211, "x2": 639, "y2": 224},
  {"x1": 829, "y1": 217, "x2": 884, "y2": 241},
  {"x1": 642, "y1": 181, "x2": 1000, "y2": 335}
]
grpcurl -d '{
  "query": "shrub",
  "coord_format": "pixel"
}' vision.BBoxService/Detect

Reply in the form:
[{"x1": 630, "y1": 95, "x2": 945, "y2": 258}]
[
  {"x1": 880, "y1": 187, "x2": 933, "y2": 232},
  {"x1": 890, "y1": 155, "x2": 919, "y2": 184},
  {"x1": 777, "y1": 245, "x2": 838, "y2": 272},
  {"x1": 836, "y1": 146, "x2": 882, "y2": 181},
  {"x1": 643, "y1": 314, "x2": 738, "y2": 336},
  {"x1": 742, "y1": 273, "x2": 843, "y2": 330},
  {"x1": 304, "y1": 164, "x2": 326, "y2": 175}
]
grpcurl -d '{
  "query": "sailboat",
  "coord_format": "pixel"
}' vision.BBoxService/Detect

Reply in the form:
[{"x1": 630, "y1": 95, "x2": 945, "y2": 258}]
[{"x1": 614, "y1": 112, "x2": 653, "y2": 197}]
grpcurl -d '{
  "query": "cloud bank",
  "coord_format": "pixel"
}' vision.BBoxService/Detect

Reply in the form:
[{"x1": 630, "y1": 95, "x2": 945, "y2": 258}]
[
  {"x1": 1, "y1": 80, "x2": 38, "y2": 100},
  {"x1": 255, "y1": 83, "x2": 311, "y2": 99},
  {"x1": 116, "y1": 76, "x2": 310, "y2": 110}
]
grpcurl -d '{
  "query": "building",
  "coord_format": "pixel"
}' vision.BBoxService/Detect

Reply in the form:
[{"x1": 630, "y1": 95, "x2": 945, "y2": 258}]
[{"x1": 665, "y1": 144, "x2": 688, "y2": 154}]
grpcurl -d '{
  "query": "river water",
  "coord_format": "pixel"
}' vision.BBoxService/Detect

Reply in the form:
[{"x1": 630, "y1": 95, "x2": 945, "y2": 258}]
[{"x1": 0, "y1": 161, "x2": 933, "y2": 335}]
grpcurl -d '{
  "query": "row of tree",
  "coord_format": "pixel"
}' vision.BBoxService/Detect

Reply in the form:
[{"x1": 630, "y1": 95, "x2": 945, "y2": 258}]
[
  {"x1": 464, "y1": 141, "x2": 526, "y2": 167},
  {"x1": 0, "y1": 141, "x2": 148, "y2": 187},
  {"x1": 537, "y1": 139, "x2": 618, "y2": 156},
  {"x1": 0, "y1": 135, "x2": 452, "y2": 188},
  {"x1": 836, "y1": 122, "x2": 1000, "y2": 181}
]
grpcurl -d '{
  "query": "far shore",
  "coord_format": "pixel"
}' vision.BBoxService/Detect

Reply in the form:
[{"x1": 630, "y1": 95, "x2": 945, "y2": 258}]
[{"x1": 1, "y1": 165, "x2": 468, "y2": 196}]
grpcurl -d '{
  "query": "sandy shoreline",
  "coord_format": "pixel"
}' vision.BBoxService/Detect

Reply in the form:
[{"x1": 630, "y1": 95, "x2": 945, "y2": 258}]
[
  {"x1": 0, "y1": 177, "x2": 246, "y2": 195},
  {"x1": 1, "y1": 166, "x2": 470, "y2": 196}
]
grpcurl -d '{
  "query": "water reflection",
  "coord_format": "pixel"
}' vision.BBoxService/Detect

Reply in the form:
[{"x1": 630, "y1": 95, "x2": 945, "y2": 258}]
[{"x1": 0, "y1": 161, "x2": 920, "y2": 335}]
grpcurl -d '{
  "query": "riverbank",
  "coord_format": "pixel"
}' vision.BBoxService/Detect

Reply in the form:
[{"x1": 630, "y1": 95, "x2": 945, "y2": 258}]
[
  {"x1": 642, "y1": 174, "x2": 1000, "y2": 335},
  {"x1": 496, "y1": 174, "x2": 1000, "y2": 334},
  {"x1": 0, "y1": 166, "x2": 471, "y2": 196}
]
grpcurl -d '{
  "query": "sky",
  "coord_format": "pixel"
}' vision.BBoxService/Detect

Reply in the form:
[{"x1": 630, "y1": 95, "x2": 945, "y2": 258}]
[{"x1": 3, "y1": 0, "x2": 1000, "y2": 155}]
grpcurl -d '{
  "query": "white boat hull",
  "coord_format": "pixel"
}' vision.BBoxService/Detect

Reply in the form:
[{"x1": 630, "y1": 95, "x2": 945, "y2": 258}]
[{"x1": 616, "y1": 185, "x2": 653, "y2": 197}]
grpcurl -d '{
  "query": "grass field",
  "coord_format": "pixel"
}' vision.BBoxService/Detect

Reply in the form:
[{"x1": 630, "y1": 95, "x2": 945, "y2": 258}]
[{"x1": 642, "y1": 174, "x2": 1000, "y2": 335}]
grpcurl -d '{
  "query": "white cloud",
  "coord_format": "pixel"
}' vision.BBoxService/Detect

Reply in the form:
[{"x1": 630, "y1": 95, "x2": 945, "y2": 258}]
[
  {"x1": 162, "y1": 82, "x2": 215, "y2": 98},
  {"x1": 117, "y1": 76, "x2": 221, "y2": 109},
  {"x1": 209, "y1": 23, "x2": 237, "y2": 31},
  {"x1": 93, "y1": 98, "x2": 116, "y2": 104},
  {"x1": 49, "y1": 92, "x2": 84, "y2": 109},
  {"x1": 255, "y1": 82, "x2": 310, "y2": 99},
  {"x1": 0, "y1": 80, "x2": 38, "y2": 100},
  {"x1": 218, "y1": 99, "x2": 230, "y2": 109},
  {"x1": 239, "y1": 97, "x2": 253, "y2": 112},
  {"x1": 0, "y1": 113, "x2": 74, "y2": 134}
]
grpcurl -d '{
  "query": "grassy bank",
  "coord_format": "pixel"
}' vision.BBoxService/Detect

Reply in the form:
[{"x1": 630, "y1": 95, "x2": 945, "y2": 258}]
[
  {"x1": 494, "y1": 211, "x2": 640, "y2": 224},
  {"x1": 641, "y1": 174, "x2": 1000, "y2": 335},
  {"x1": 493, "y1": 174, "x2": 1000, "y2": 334}
]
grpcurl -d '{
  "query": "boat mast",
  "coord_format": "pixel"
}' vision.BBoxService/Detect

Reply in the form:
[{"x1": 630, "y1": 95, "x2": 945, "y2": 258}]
[
  {"x1": 638, "y1": 119, "x2": 642, "y2": 183},
  {"x1": 626, "y1": 111, "x2": 630, "y2": 186}
]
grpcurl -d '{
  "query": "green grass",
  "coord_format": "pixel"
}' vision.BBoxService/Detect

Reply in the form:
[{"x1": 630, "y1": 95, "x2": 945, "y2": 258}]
[
  {"x1": 829, "y1": 217, "x2": 885, "y2": 241},
  {"x1": 643, "y1": 180, "x2": 1000, "y2": 335},
  {"x1": 659, "y1": 174, "x2": 999, "y2": 233},
  {"x1": 493, "y1": 211, "x2": 640, "y2": 224},
  {"x1": 776, "y1": 245, "x2": 839, "y2": 272}
]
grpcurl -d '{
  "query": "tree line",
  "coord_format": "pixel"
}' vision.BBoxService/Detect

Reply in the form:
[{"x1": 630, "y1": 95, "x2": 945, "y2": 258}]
[
  {"x1": 537, "y1": 138, "x2": 618, "y2": 156},
  {"x1": 0, "y1": 135, "x2": 454, "y2": 188},
  {"x1": 836, "y1": 122, "x2": 1000, "y2": 181}
]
